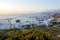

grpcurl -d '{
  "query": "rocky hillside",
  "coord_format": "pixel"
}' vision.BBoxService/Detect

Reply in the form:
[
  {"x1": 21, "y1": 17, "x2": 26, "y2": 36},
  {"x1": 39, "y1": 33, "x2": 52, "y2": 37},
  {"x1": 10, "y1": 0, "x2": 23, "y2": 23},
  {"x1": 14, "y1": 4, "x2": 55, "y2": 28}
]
[{"x1": 52, "y1": 13, "x2": 60, "y2": 18}]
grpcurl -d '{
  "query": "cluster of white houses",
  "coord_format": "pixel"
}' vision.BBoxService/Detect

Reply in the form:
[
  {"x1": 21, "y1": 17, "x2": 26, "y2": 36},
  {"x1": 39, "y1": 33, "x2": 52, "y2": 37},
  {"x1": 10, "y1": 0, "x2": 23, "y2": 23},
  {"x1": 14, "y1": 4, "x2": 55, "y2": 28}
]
[{"x1": 0, "y1": 16, "x2": 54, "y2": 29}]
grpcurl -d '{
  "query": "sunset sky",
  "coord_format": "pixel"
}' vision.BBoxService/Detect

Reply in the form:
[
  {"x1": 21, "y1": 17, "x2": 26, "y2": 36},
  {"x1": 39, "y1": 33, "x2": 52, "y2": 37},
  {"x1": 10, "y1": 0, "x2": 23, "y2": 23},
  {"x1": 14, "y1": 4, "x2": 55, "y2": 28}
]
[{"x1": 0, "y1": 0, "x2": 60, "y2": 14}]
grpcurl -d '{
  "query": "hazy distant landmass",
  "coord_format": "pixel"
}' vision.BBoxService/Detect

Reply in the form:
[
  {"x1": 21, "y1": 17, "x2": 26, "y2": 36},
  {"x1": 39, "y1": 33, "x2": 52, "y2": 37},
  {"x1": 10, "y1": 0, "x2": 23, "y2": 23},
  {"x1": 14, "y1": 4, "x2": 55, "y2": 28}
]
[{"x1": 0, "y1": 9, "x2": 60, "y2": 19}]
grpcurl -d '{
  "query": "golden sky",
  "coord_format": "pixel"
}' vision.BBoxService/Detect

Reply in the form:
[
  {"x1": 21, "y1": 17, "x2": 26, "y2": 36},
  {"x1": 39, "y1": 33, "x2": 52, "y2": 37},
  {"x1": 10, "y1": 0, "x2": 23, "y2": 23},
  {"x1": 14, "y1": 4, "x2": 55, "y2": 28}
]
[{"x1": 0, "y1": 0, "x2": 60, "y2": 14}]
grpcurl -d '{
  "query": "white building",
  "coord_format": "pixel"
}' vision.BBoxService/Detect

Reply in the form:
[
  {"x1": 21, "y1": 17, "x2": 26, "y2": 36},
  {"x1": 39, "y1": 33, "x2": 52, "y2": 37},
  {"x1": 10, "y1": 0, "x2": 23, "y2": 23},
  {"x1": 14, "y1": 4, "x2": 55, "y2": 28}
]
[
  {"x1": 37, "y1": 17, "x2": 54, "y2": 26},
  {"x1": 0, "y1": 16, "x2": 54, "y2": 29},
  {"x1": 0, "y1": 20, "x2": 10, "y2": 29},
  {"x1": 0, "y1": 17, "x2": 38, "y2": 29}
]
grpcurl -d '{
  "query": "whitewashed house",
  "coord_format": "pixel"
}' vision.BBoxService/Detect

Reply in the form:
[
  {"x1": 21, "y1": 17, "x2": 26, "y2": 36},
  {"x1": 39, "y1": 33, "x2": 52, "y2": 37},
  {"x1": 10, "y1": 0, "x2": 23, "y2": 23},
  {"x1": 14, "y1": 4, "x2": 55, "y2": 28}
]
[
  {"x1": 0, "y1": 16, "x2": 54, "y2": 29},
  {"x1": 17, "y1": 17, "x2": 38, "y2": 27},
  {"x1": 0, "y1": 20, "x2": 10, "y2": 29},
  {"x1": 37, "y1": 17, "x2": 54, "y2": 26},
  {"x1": 10, "y1": 17, "x2": 38, "y2": 28}
]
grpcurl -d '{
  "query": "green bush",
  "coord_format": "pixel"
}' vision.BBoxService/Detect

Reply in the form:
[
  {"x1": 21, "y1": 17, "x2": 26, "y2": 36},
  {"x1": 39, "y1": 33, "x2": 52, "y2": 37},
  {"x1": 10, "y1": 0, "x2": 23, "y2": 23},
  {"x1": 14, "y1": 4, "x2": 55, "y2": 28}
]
[{"x1": 0, "y1": 29, "x2": 53, "y2": 40}]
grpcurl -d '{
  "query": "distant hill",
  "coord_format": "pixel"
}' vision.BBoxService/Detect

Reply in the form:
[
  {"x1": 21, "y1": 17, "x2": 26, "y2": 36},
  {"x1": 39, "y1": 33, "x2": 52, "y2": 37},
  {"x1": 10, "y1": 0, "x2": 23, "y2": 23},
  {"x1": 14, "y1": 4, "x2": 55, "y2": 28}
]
[
  {"x1": 20, "y1": 9, "x2": 60, "y2": 17},
  {"x1": 0, "y1": 9, "x2": 60, "y2": 19}
]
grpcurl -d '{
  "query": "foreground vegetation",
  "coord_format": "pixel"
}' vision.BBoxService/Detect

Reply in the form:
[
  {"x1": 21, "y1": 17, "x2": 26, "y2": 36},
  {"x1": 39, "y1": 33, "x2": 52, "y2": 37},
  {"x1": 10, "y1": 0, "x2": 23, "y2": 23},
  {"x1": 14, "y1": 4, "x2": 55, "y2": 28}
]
[{"x1": 0, "y1": 29, "x2": 53, "y2": 40}]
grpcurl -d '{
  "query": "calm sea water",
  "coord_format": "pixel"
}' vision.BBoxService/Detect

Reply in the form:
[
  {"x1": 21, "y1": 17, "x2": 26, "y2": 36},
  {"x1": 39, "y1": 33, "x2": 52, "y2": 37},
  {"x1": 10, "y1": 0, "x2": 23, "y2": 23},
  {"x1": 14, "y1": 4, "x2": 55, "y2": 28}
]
[{"x1": 0, "y1": 13, "x2": 50, "y2": 19}]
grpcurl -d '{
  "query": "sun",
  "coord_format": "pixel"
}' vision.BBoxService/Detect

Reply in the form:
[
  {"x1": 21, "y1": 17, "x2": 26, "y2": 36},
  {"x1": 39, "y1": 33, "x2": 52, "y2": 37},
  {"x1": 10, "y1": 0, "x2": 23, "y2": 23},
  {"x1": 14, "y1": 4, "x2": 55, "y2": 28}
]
[{"x1": 0, "y1": 3, "x2": 13, "y2": 10}]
